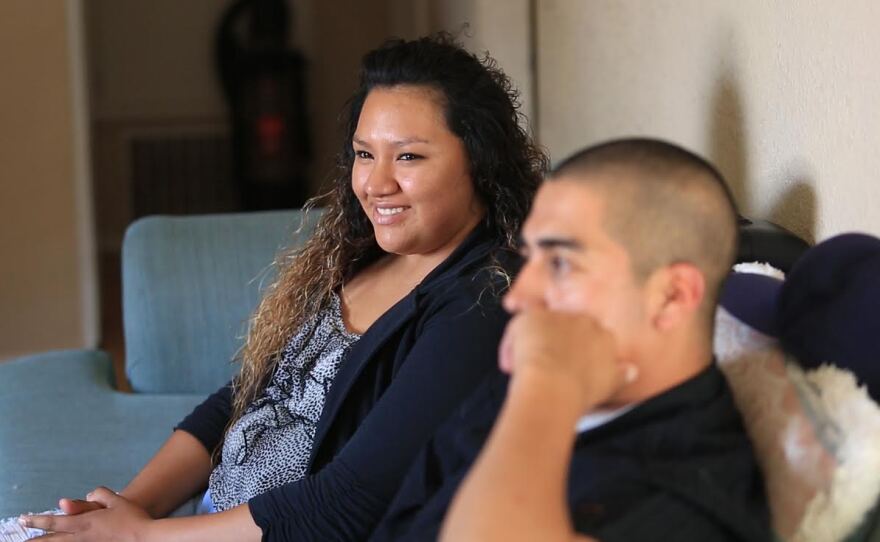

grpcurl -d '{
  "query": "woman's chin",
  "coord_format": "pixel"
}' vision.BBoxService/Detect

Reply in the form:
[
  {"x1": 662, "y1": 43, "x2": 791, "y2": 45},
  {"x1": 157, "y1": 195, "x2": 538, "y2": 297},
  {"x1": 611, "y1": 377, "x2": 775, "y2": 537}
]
[{"x1": 373, "y1": 235, "x2": 412, "y2": 256}]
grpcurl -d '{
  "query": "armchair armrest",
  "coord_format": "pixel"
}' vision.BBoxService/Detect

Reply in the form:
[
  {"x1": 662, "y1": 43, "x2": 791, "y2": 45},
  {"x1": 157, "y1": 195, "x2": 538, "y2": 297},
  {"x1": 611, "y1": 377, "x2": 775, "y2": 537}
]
[{"x1": 0, "y1": 350, "x2": 205, "y2": 517}]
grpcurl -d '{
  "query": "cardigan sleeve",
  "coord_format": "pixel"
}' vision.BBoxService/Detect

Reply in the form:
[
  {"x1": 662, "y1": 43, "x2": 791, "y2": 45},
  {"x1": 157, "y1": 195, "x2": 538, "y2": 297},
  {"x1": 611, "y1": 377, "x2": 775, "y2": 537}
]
[
  {"x1": 247, "y1": 287, "x2": 508, "y2": 541},
  {"x1": 368, "y1": 373, "x2": 510, "y2": 542},
  {"x1": 174, "y1": 382, "x2": 233, "y2": 453}
]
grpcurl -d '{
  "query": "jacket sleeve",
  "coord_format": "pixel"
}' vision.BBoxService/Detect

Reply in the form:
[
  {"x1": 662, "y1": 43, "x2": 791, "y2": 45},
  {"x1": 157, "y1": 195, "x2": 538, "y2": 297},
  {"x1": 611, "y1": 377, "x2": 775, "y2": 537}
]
[
  {"x1": 247, "y1": 287, "x2": 508, "y2": 541},
  {"x1": 174, "y1": 382, "x2": 233, "y2": 453}
]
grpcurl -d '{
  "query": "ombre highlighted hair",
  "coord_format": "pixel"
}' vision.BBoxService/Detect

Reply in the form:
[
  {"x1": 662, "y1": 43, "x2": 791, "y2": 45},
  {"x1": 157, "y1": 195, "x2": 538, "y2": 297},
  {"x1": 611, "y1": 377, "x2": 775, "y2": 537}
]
[{"x1": 229, "y1": 33, "x2": 547, "y2": 432}]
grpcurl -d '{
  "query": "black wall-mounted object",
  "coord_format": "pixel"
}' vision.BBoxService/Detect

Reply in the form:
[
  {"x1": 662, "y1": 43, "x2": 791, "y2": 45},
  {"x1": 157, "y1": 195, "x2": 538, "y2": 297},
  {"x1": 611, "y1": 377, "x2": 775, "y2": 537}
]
[{"x1": 217, "y1": 0, "x2": 311, "y2": 211}]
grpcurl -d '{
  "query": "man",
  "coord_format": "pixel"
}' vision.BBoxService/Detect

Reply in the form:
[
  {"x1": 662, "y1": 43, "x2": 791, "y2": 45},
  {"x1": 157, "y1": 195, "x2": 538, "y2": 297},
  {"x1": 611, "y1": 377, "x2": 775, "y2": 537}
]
[{"x1": 370, "y1": 138, "x2": 771, "y2": 541}]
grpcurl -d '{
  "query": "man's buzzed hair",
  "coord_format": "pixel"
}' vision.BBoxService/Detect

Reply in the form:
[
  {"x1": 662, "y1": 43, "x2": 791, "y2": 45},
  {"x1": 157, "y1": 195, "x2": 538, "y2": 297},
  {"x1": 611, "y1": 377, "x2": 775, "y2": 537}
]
[{"x1": 551, "y1": 138, "x2": 739, "y2": 321}]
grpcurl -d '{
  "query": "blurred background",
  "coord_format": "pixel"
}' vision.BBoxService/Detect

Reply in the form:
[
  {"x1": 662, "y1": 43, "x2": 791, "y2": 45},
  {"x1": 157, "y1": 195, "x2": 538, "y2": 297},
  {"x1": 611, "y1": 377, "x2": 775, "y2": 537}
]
[{"x1": 2, "y1": 0, "x2": 880, "y2": 384}]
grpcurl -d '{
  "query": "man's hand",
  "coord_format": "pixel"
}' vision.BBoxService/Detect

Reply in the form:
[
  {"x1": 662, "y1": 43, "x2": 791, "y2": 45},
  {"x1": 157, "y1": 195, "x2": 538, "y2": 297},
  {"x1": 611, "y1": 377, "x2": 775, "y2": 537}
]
[
  {"x1": 443, "y1": 309, "x2": 636, "y2": 542},
  {"x1": 499, "y1": 308, "x2": 637, "y2": 413}
]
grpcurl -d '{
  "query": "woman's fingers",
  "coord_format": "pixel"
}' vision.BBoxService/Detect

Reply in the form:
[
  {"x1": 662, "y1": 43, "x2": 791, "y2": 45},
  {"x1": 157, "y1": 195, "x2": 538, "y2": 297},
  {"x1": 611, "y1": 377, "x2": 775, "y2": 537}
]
[
  {"x1": 86, "y1": 486, "x2": 123, "y2": 508},
  {"x1": 59, "y1": 497, "x2": 104, "y2": 515},
  {"x1": 30, "y1": 533, "x2": 74, "y2": 541},
  {"x1": 19, "y1": 512, "x2": 75, "y2": 533}
]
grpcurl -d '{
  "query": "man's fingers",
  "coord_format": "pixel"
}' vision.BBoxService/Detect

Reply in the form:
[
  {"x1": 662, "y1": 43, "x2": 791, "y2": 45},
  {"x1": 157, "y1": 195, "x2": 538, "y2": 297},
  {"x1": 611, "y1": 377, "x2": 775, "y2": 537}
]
[
  {"x1": 622, "y1": 364, "x2": 639, "y2": 384},
  {"x1": 605, "y1": 362, "x2": 639, "y2": 399}
]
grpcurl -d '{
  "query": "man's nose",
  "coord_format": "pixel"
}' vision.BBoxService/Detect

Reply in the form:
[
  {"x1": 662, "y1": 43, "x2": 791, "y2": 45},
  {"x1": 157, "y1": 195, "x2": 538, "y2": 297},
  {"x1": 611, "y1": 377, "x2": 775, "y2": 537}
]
[
  {"x1": 502, "y1": 261, "x2": 544, "y2": 314},
  {"x1": 364, "y1": 159, "x2": 399, "y2": 196}
]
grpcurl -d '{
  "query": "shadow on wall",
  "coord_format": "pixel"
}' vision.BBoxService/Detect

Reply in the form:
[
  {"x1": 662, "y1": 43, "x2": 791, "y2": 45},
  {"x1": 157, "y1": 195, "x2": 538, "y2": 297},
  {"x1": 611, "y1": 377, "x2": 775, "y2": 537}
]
[
  {"x1": 707, "y1": 65, "x2": 817, "y2": 243},
  {"x1": 708, "y1": 70, "x2": 751, "y2": 214},
  {"x1": 768, "y1": 180, "x2": 818, "y2": 244}
]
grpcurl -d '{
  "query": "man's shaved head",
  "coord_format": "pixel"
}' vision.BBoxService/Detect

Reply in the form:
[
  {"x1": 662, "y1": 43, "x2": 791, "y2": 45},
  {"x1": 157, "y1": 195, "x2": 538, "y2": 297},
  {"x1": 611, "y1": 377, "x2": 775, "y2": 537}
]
[{"x1": 550, "y1": 138, "x2": 739, "y2": 320}]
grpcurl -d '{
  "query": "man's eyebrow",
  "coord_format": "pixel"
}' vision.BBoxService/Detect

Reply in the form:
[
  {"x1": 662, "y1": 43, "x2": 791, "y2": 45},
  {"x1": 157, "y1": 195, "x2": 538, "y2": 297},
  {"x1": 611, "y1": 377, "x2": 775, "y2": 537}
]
[{"x1": 535, "y1": 237, "x2": 583, "y2": 251}]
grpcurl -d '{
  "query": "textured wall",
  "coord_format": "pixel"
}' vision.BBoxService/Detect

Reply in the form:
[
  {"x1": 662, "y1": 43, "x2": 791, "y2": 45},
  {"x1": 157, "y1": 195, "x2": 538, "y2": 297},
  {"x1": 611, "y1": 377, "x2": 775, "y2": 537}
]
[
  {"x1": 0, "y1": 0, "x2": 98, "y2": 359},
  {"x1": 537, "y1": 0, "x2": 880, "y2": 242}
]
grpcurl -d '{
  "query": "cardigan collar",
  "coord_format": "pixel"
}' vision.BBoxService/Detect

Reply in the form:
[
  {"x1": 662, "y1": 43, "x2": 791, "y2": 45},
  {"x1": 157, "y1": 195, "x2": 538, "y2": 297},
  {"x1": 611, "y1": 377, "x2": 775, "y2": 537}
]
[
  {"x1": 308, "y1": 221, "x2": 502, "y2": 468},
  {"x1": 414, "y1": 220, "x2": 499, "y2": 295}
]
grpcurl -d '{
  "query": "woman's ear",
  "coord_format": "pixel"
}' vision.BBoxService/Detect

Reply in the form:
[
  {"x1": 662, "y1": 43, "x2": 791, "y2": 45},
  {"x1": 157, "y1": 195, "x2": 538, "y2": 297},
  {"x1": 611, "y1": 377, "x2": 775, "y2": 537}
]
[{"x1": 649, "y1": 263, "x2": 706, "y2": 331}]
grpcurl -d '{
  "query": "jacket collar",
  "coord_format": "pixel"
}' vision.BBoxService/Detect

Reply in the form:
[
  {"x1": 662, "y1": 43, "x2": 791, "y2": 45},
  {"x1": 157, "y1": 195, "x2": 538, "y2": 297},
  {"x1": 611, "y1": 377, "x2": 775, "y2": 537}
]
[{"x1": 576, "y1": 362, "x2": 725, "y2": 445}]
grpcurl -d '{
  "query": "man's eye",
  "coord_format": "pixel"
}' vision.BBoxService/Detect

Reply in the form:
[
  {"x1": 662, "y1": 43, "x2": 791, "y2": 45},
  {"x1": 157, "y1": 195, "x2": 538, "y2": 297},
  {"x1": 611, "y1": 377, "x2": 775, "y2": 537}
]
[
  {"x1": 355, "y1": 150, "x2": 372, "y2": 159},
  {"x1": 550, "y1": 255, "x2": 570, "y2": 275}
]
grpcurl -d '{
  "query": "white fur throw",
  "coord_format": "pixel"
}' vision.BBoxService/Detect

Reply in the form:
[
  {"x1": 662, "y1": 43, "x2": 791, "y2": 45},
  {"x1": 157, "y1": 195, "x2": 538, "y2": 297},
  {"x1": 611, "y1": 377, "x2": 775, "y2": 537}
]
[
  {"x1": 714, "y1": 307, "x2": 880, "y2": 542},
  {"x1": 733, "y1": 261, "x2": 787, "y2": 280}
]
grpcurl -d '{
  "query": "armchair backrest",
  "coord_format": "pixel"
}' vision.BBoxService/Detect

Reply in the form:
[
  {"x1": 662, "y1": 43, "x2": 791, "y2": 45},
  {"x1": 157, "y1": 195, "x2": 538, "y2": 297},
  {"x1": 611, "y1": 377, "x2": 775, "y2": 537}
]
[{"x1": 122, "y1": 210, "x2": 321, "y2": 393}]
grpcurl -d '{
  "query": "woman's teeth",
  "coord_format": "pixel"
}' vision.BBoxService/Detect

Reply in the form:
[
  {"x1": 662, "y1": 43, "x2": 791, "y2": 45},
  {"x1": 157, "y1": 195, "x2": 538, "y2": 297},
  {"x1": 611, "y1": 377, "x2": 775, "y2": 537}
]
[{"x1": 377, "y1": 207, "x2": 405, "y2": 216}]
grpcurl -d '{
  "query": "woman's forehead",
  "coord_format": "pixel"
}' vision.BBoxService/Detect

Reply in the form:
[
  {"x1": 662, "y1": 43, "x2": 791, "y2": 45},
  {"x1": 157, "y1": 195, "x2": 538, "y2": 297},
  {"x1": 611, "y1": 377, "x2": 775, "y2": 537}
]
[{"x1": 354, "y1": 86, "x2": 451, "y2": 143}]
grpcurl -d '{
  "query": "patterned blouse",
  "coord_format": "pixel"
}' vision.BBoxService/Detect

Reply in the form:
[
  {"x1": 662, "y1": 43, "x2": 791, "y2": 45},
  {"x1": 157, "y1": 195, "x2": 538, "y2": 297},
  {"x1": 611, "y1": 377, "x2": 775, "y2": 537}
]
[{"x1": 208, "y1": 292, "x2": 361, "y2": 511}]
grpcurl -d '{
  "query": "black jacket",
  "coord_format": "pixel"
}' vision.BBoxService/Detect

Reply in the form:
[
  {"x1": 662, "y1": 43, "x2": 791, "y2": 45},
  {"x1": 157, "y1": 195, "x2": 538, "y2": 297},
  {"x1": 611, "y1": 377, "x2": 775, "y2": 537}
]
[{"x1": 372, "y1": 365, "x2": 772, "y2": 542}]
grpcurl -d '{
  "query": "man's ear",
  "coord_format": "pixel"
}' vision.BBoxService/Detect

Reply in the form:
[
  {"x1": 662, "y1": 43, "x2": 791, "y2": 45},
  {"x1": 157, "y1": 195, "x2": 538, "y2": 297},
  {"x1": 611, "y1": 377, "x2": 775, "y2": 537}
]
[{"x1": 648, "y1": 263, "x2": 705, "y2": 331}]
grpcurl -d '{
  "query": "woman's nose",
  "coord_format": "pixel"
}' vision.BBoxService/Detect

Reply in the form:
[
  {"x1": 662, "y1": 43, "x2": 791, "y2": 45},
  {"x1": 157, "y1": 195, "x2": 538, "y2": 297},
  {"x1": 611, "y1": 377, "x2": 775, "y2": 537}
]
[{"x1": 364, "y1": 159, "x2": 400, "y2": 196}]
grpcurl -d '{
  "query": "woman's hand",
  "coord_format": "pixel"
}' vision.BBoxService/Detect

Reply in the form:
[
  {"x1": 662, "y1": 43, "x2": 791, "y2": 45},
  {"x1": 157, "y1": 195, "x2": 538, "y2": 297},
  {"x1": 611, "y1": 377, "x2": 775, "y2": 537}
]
[
  {"x1": 22, "y1": 487, "x2": 155, "y2": 542},
  {"x1": 58, "y1": 497, "x2": 105, "y2": 515}
]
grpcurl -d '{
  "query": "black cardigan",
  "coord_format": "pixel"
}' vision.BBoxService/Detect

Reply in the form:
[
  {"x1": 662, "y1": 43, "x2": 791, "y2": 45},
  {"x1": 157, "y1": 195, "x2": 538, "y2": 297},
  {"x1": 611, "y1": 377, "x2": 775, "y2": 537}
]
[{"x1": 176, "y1": 223, "x2": 513, "y2": 540}]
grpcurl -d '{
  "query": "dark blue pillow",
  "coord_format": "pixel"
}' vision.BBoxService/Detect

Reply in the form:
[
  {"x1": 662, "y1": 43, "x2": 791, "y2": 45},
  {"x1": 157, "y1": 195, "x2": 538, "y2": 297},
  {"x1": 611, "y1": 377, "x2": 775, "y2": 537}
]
[
  {"x1": 777, "y1": 233, "x2": 880, "y2": 401},
  {"x1": 719, "y1": 272, "x2": 783, "y2": 337}
]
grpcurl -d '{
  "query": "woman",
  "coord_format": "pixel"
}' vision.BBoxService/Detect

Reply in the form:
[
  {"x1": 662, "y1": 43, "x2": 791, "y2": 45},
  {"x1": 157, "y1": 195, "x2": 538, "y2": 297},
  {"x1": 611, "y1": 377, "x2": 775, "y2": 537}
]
[{"x1": 22, "y1": 34, "x2": 546, "y2": 541}]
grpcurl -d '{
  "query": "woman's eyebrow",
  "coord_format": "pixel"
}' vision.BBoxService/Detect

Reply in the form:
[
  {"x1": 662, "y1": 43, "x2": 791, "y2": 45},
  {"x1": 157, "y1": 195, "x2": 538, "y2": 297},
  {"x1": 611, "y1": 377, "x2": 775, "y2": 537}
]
[
  {"x1": 352, "y1": 135, "x2": 430, "y2": 147},
  {"x1": 392, "y1": 137, "x2": 430, "y2": 146}
]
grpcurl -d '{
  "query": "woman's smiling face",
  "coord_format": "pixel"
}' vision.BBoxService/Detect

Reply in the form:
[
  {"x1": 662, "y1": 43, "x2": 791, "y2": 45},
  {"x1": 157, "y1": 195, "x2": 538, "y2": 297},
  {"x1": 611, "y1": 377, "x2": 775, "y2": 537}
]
[{"x1": 351, "y1": 85, "x2": 485, "y2": 258}]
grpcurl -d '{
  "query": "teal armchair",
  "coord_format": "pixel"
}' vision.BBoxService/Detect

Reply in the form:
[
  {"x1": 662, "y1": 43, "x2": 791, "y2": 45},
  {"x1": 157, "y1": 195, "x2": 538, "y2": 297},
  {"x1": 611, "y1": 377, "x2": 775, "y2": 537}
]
[{"x1": 0, "y1": 210, "x2": 318, "y2": 517}]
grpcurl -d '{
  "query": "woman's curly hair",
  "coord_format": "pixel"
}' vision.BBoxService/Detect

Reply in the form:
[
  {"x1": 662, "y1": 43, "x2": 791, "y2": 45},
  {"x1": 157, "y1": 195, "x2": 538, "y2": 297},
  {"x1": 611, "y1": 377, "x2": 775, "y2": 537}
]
[{"x1": 229, "y1": 33, "x2": 548, "y2": 431}]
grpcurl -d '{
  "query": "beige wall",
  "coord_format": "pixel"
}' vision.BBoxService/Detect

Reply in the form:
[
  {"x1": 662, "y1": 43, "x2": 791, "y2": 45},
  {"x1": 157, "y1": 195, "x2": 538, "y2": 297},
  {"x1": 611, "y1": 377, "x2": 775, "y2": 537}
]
[
  {"x1": 300, "y1": 0, "x2": 397, "y2": 186},
  {"x1": 87, "y1": 0, "x2": 229, "y2": 121},
  {"x1": 0, "y1": 0, "x2": 98, "y2": 359},
  {"x1": 537, "y1": 0, "x2": 880, "y2": 242},
  {"x1": 87, "y1": 0, "x2": 242, "y2": 249}
]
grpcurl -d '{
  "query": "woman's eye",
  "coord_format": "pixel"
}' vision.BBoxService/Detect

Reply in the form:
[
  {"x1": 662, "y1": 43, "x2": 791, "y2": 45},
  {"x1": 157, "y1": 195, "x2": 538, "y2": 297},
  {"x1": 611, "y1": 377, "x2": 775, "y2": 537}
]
[
  {"x1": 398, "y1": 153, "x2": 421, "y2": 161},
  {"x1": 355, "y1": 150, "x2": 372, "y2": 159}
]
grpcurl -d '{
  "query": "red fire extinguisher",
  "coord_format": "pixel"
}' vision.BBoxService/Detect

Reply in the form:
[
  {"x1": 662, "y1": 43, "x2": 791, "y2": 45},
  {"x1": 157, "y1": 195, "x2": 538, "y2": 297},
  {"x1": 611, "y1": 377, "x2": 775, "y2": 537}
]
[{"x1": 216, "y1": 0, "x2": 311, "y2": 210}]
